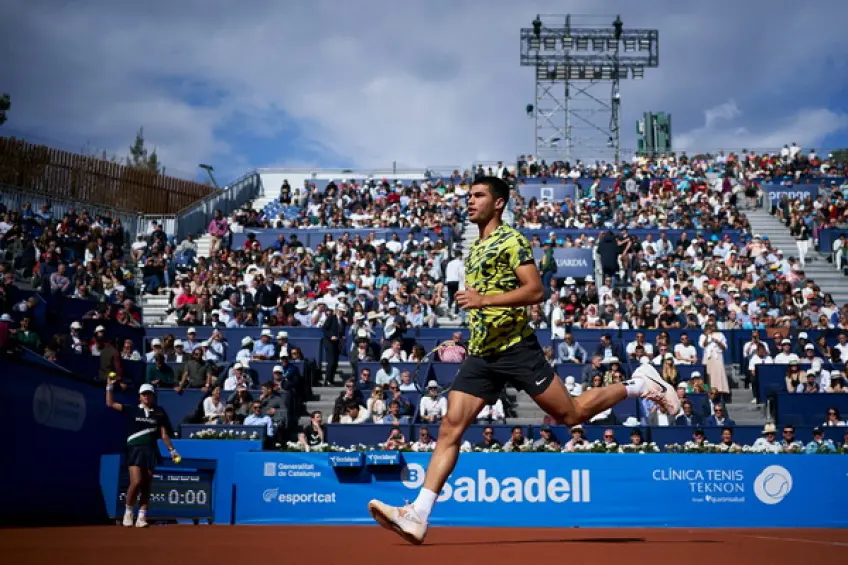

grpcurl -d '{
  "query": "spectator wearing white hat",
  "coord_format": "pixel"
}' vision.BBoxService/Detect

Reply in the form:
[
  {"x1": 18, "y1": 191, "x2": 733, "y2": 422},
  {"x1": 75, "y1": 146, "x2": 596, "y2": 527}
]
[
  {"x1": 183, "y1": 327, "x2": 201, "y2": 353},
  {"x1": 145, "y1": 338, "x2": 163, "y2": 363},
  {"x1": 69, "y1": 321, "x2": 84, "y2": 354},
  {"x1": 293, "y1": 300, "x2": 311, "y2": 326},
  {"x1": 252, "y1": 329, "x2": 275, "y2": 360},
  {"x1": 418, "y1": 381, "x2": 447, "y2": 424},
  {"x1": 382, "y1": 302, "x2": 407, "y2": 343},
  {"x1": 203, "y1": 330, "x2": 226, "y2": 364},
  {"x1": 223, "y1": 362, "x2": 253, "y2": 391},
  {"x1": 752, "y1": 424, "x2": 783, "y2": 453},
  {"x1": 322, "y1": 302, "x2": 347, "y2": 385},
  {"x1": 166, "y1": 339, "x2": 187, "y2": 364},
  {"x1": 274, "y1": 331, "x2": 291, "y2": 359},
  {"x1": 235, "y1": 336, "x2": 253, "y2": 365},
  {"x1": 272, "y1": 360, "x2": 299, "y2": 391},
  {"x1": 773, "y1": 339, "x2": 800, "y2": 364}
]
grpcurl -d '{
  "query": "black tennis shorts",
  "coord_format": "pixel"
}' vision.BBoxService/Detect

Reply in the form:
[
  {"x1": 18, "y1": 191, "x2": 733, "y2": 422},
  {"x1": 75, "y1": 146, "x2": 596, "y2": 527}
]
[
  {"x1": 451, "y1": 334, "x2": 556, "y2": 404},
  {"x1": 126, "y1": 444, "x2": 161, "y2": 470}
]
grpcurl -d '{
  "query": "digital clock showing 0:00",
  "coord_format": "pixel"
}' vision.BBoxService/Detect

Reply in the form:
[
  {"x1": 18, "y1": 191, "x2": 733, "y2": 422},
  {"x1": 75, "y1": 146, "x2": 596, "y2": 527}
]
[
  {"x1": 119, "y1": 487, "x2": 209, "y2": 506},
  {"x1": 116, "y1": 468, "x2": 214, "y2": 520}
]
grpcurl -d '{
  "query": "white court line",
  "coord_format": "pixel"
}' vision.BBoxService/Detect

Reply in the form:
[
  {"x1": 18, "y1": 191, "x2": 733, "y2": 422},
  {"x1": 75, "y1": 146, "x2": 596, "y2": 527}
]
[{"x1": 737, "y1": 534, "x2": 848, "y2": 548}]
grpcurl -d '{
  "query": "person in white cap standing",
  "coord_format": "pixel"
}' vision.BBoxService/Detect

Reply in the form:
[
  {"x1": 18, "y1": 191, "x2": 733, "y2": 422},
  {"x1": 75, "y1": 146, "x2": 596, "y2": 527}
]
[{"x1": 106, "y1": 378, "x2": 179, "y2": 528}]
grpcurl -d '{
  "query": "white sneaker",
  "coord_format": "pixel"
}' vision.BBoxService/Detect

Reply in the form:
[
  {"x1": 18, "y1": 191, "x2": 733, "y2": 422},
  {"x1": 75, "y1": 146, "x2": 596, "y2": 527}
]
[
  {"x1": 632, "y1": 364, "x2": 681, "y2": 416},
  {"x1": 122, "y1": 510, "x2": 134, "y2": 527},
  {"x1": 368, "y1": 500, "x2": 428, "y2": 545},
  {"x1": 135, "y1": 515, "x2": 149, "y2": 528}
]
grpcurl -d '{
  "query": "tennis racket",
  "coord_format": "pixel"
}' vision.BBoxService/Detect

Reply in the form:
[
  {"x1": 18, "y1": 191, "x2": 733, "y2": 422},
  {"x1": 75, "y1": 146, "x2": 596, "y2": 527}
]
[{"x1": 412, "y1": 340, "x2": 464, "y2": 393}]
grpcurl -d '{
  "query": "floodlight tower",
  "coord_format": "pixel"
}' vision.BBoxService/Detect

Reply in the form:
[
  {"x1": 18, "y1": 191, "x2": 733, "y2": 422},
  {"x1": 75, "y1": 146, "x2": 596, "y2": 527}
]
[{"x1": 520, "y1": 14, "x2": 659, "y2": 164}]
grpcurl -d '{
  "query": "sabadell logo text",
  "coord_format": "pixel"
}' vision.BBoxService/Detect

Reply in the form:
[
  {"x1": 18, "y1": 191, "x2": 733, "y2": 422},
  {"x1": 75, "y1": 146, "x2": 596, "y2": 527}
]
[{"x1": 402, "y1": 463, "x2": 591, "y2": 503}]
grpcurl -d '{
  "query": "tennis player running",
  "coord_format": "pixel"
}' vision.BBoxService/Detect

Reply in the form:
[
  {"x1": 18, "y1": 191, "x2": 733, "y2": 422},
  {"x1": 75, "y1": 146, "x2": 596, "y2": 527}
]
[
  {"x1": 106, "y1": 376, "x2": 180, "y2": 527},
  {"x1": 368, "y1": 177, "x2": 680, "y2": 544}
]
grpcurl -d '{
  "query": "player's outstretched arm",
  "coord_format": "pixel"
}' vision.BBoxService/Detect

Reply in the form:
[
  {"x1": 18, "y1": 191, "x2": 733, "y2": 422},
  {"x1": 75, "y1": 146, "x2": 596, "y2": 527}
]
[{"x1": 456, "y1": 263, "x2": 544, "y2": 309}]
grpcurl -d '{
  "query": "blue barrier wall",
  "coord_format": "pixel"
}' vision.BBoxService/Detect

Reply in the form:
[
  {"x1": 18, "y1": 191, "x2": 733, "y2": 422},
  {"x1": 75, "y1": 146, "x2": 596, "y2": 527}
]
[
  {"x1": 775, "y1": 393, "x2": 848, "y2": 427},
  {"x1": 231, "y1": 452, "x2": 848, "y2": 527},
  {"x1": 2, "y1": 355, "x2": 131, "y2": 524}
]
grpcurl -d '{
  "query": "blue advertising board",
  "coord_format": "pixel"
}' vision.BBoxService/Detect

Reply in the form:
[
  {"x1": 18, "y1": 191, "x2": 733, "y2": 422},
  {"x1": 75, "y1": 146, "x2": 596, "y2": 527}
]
[
  {"x1": 232, "y1": 452, "x2": 848, "y2": 527},
  {"x1": 532, "y1": 247, "x2": 595, "y2": 278},
  {"x1": 516, "y1": 183, "x2": 577, "y2": 203},
  {"x1": 764, "y1": 184, "x2": 818, "y2": 203}
]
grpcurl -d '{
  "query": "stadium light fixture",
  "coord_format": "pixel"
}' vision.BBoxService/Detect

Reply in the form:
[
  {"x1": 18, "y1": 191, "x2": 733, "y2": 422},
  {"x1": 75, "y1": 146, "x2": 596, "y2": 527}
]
[
  {"x1": 520, "y1": 14, "x2": 659, "y2": 163},
  {"x1": 198, "y1": 164, "x2": 219, "y2": 188}
]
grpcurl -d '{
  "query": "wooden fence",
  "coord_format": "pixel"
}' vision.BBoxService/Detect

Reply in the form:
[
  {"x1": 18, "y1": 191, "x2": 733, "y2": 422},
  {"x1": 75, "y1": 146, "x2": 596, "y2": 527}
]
[{"x1": 0, "y1": 137, "x2": 216, "y2": 213}]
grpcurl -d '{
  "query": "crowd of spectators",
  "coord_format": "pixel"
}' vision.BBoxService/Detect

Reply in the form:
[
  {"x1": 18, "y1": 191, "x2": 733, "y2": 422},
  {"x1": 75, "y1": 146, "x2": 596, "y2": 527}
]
[
  {"x1": 3, "y1": 146, "x2": 848, "y2": 446},
  {"x1": 518, "y1": 145, "x2": 847, "y2": 183}
]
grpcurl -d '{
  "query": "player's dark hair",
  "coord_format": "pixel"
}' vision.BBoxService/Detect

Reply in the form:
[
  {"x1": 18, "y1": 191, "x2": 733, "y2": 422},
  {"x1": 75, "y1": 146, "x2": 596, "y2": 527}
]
[{"x1": 473, "y1": 176, "x2": 510, "y2": 205}]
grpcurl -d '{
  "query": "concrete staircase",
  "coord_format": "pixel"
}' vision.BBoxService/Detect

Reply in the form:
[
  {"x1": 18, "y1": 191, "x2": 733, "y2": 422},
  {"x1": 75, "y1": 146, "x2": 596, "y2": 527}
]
[
  {"x1": 746, "y1": 207, "x2": 848, "y2": 304},
  {"x1": 460, "y1": 219, "x2": 478, "y2": 251}
]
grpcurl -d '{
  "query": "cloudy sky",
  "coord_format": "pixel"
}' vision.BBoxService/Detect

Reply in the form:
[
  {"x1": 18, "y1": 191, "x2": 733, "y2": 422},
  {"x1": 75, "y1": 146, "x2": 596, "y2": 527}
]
[{"x1": 2, "y1": 0, "x2": 847, "y2": 183}]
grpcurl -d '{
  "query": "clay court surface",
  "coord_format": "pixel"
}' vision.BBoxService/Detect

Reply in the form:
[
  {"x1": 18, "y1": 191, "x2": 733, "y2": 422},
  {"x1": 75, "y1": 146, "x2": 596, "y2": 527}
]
[{"x1": 1, "y1": 525, "x2": 845, "y2": 564}]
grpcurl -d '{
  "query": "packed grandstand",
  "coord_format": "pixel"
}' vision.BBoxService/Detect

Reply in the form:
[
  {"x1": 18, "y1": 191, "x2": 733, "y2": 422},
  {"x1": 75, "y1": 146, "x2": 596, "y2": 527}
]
[{"x1": 2, "y1": 147, "x2": 848, "y2": 455}]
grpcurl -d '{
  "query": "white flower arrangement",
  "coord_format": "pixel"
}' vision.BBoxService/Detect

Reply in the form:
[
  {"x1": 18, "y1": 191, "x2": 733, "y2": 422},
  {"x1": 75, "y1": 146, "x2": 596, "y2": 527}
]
[
  {"x1": 535, "y1": 443, "x2": 562, "y2": 453},
  {"x1": 412, "y1": 443, "x2": 436, "y2": 452},
  {"x1": 570, "y1": 440, "x2": 612, "y2": 453},
  {"x1": 618, "y1": 442, "x2": 661, "y2": 454},
  {"x1": 472, "y1": 444, "x2": 505, "y2": 453},
  {"x1": 188, "y1": 428, "x2": 260, "y2": 440},
  {"x1": 268, "y1": 440, "x2": 848, "y2": 454}
]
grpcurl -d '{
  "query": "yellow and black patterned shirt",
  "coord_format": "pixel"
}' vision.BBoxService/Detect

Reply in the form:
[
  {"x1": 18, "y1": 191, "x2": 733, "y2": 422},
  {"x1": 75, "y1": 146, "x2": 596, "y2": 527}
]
[{"x1": 465, "y1": 223, "x2": 536, "y2": 357}]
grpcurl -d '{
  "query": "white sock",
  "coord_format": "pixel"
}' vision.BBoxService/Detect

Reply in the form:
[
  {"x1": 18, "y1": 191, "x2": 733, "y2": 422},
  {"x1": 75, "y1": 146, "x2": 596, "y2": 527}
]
[
  {"x1": 138, "y1": 509, "x2": 147, "y2": 518},
  {"x1": 412, "y1": 488, "x2": 438, "y2": 522},
  {"x1": 125, "y1": 505, "x2": 133, "y2": 515},
  {"x1": 624, "y1": 379, "x2": 646, "y2": 398}
]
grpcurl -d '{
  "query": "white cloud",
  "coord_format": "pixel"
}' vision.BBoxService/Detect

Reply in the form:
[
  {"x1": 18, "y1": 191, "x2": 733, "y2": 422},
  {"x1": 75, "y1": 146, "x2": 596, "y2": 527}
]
[
  {"x1": 676, "y1": 102, "x2": 848, "y2": 153},
  {"x1": 1, "y1": 0, "x2": 847, "y2": 177}
]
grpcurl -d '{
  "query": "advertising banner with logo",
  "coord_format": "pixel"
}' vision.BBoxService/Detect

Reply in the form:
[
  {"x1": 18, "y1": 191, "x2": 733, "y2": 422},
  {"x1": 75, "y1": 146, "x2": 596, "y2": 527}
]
[
  {"x1": 233, "y1": 452, "x2": 848, "y2": 527},
  {"x1": 517, "y1": 183, "x2": 577, "y2": 203},
  {"x1": 763, "y1": 184, "x2": 818, "y2": 203},
  {"x1": 532, "y1": 248, "x2": 595, "y2": 279}
]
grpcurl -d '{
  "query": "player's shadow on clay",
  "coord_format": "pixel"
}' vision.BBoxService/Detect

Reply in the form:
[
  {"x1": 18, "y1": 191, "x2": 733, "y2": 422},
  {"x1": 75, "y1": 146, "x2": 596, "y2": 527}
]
[{"x1": 424, "y1": 537, "x2": 722, "y2": 547}]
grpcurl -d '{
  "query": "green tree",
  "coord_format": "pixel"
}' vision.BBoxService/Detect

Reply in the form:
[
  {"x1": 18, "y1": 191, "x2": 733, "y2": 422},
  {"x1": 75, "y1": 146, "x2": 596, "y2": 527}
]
[
  {"x1": 831, "y1": 148, "x2": 848, "y2": 165},
  {"x1": 127, "y1": 127, "x2": 163, "y2": 173},
  {"x1": 0, "y1": 93, "x2": 10, "y2": 126}
]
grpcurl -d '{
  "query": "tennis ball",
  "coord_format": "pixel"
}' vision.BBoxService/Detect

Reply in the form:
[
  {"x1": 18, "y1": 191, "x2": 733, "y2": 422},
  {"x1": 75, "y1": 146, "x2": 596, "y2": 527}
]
[{"x1": 173, "y1": 454, "x2": 182, "y2": 464}]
